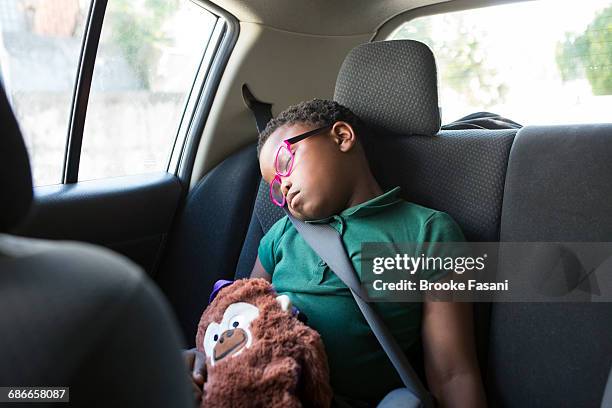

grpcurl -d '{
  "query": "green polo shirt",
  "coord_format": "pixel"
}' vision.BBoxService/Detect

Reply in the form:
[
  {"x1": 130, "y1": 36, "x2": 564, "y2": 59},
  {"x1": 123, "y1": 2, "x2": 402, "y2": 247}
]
[{"x1": 257, "y1": 186, "x2": 465, "y2": 402}]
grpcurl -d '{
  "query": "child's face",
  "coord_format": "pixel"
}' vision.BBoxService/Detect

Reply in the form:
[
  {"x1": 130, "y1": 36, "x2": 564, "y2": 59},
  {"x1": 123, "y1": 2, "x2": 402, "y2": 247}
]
[{"x1": 259, "y1": 122, "x2": 357, "y2": 220}]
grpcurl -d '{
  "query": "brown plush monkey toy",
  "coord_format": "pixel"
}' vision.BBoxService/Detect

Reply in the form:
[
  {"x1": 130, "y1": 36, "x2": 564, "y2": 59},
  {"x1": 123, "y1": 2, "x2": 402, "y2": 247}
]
[{"x1": 196, "y1": 278, "x2": 333, "y2": 408}]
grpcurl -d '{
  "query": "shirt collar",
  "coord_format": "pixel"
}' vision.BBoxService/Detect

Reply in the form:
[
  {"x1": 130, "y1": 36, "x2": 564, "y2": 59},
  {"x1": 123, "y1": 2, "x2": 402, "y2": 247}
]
[{"x1": 305, "y1": 186, "x2": 403, "y2": 224}]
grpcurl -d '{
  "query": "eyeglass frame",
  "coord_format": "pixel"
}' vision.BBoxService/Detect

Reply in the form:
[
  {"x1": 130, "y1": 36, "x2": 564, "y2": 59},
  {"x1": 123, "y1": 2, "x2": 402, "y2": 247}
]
[{"x1": 269, "y1": 124, "x2": 333, "y2": 207}]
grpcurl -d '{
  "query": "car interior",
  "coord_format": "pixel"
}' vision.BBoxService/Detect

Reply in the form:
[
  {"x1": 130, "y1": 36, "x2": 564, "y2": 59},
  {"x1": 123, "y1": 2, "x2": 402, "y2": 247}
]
[{"x1": 1, "y1": 0, "x2": 611, "y2": 406}]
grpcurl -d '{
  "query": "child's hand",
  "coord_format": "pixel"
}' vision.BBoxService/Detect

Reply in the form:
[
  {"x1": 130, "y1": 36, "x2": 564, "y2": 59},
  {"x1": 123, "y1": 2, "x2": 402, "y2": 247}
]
[{"x1": 183, "y1": 348, "x2": 206, "y2": 402}]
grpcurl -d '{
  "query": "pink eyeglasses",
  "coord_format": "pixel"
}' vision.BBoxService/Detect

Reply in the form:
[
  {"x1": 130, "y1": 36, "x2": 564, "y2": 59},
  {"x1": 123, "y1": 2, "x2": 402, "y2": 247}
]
[{"x1": 269, "y1": 124, "x2": 332, "y2": 207}]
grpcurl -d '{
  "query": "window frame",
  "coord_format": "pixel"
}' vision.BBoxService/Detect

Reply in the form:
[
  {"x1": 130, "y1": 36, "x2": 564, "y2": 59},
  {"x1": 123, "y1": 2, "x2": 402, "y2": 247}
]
[
  {"x1": 62, "y1": 0, "x2": 106, "y2": 183},
  {"x1": 372, "y1": 0, "x2": 519, "y2": 42},
  {"x1": 168, "y1": 1, "x2": 240, "y2": 188},
  {"x1": 60, "y1": 0, "x2": 238, "y2": 185}
]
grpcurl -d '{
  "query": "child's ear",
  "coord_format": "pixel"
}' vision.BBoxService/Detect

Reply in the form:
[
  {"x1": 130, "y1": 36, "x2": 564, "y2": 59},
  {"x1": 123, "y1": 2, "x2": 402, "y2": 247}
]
[{"x1": 331, "y1": 121, "x2": 357, "y2": 153}]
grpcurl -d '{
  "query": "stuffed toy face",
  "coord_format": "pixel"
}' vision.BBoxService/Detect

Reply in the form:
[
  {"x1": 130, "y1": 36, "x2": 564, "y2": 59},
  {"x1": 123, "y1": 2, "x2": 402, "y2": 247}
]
[
  {"x1": 203, "y1": 302, "x2": 258, "y2": 365},
  {"x1": 196, "y1": 279, "x2": 332, "y2": 408},
  {"x1": 203, "y1": 295, "x2": 291, "y2": 366}
]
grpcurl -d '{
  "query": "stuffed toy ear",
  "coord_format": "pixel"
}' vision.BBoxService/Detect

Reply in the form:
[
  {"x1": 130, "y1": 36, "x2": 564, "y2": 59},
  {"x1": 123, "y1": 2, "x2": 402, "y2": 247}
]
[{"x1": 275, "y1": 295, "x2": 292, "y2": 312}]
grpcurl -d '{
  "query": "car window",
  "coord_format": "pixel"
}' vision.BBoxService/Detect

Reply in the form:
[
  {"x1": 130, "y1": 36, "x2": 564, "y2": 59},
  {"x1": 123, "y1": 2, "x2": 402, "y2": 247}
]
[
  {"x1": 388, "y1": 0, "x2": 612, "y2": 125},
  {"x1": 0, "y1": 0, "x2": 90, "y2": 186},
  {"x1": 78, "y1": 0, "x2": 217, "y2": 182}
]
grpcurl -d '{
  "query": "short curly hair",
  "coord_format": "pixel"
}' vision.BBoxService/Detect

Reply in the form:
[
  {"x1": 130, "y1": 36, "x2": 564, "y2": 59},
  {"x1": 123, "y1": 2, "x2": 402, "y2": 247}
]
[{"x1": 257, "y1": 99, "x2": 364, "y2": 158}]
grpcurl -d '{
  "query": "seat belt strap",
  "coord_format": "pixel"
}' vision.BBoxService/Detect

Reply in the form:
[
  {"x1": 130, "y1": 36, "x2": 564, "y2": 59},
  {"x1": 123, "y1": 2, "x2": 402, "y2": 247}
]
[
  {"x1": 284, "y1": 209, "x2": 433, "y2": 407},
  {"x1": 241, "y1": 84, "x2": 273, "y2": 133}
]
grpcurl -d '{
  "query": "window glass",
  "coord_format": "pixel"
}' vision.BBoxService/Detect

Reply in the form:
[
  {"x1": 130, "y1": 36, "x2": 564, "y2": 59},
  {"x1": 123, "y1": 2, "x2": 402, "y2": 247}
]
[
  {"x1": 78, "y1": 0, "x2": 217, "y2": 182},
  {"x1": 0, "y1": 0, "x2": 90, "y2": 186},
  {"x1": 389, "y1": 0, "x2": 612, "y2": 125}
]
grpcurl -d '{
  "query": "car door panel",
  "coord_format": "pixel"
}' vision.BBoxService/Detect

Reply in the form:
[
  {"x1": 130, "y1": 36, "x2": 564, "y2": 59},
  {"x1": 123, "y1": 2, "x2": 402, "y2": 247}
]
[{"x1": 15, "y1": 172, "x2": 182, "y2": 275}]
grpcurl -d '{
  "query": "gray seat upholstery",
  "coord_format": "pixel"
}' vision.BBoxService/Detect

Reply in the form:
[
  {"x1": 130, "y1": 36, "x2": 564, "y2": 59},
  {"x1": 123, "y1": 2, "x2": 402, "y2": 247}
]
[
  {"x1": 0, "y1": 84, "x2": 192, "y2": 407},
  {"x1": 488, "y1": 124, "x2": 612, "y2": 407}
]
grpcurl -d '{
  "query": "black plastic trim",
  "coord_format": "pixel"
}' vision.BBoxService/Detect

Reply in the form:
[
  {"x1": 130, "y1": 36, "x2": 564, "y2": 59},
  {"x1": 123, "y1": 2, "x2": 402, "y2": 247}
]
[
  {"x1": 18, "y1": 172, "x2": 181, "y2": 247},
  {"x1": 176, "y1": 1, "x2": 240, "y2": 191},
  {"x1": 62, "y1": 0, "x2": 108, "y2": 184}
]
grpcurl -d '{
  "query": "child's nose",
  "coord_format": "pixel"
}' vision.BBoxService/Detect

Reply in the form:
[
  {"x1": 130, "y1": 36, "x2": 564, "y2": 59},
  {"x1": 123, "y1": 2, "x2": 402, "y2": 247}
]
[{"x1": 280, "y1": 177, "x2": 292, "y2": 197}]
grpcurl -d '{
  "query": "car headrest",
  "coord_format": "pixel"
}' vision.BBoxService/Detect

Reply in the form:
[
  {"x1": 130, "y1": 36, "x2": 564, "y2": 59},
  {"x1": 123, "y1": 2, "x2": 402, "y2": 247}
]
[
  {"x1": 0, "y1": 82, "x2": 33, "y2": 232},
  {"x1": 334, "y1": 40, "x2": 441, "y2": 137}
]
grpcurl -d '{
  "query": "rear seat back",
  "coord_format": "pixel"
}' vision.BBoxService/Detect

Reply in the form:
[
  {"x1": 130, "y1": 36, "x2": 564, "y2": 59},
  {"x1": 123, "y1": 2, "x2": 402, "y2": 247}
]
[
  {"x1": 156, "y1": 145, "x2": 260, "y2": 346},
  {"x1": 361, "y1": 128, "x2": 515, "y2": 242},
  {"x1": 488, "y1": 124, "x2": 612, "y2": 407}
]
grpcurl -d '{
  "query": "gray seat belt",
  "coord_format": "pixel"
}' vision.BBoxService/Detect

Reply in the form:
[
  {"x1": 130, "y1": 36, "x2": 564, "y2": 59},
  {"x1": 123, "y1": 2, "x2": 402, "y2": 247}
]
[{"x1": 284, "y1": 208, "x2": 434, "y2": 408}]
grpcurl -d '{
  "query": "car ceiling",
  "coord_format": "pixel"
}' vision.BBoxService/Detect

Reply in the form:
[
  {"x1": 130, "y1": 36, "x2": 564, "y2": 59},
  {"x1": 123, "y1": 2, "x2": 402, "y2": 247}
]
[{"x1": 208, "y1": 0, "x2": 452, "y2": 36}]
